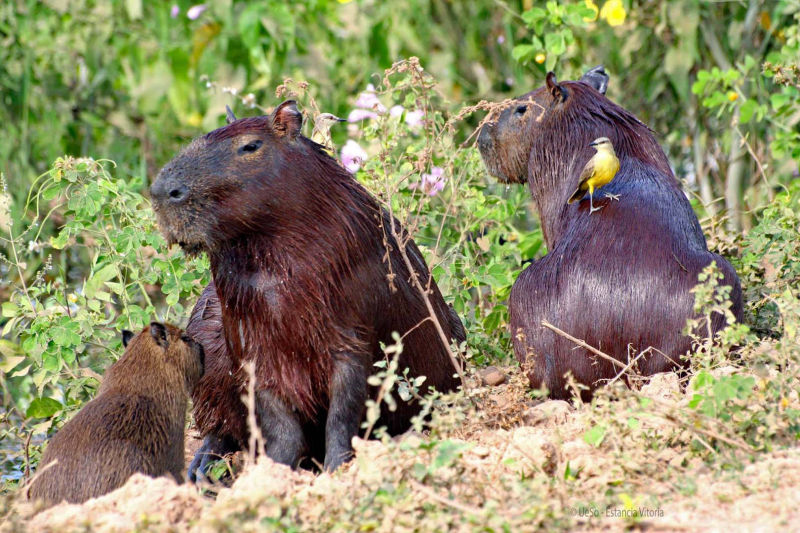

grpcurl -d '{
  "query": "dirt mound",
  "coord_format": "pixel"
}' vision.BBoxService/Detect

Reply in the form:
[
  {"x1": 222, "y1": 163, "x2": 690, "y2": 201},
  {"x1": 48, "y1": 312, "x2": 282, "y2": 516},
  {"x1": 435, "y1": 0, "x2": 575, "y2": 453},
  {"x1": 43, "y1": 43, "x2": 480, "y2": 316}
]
[{"x1": 5, "y1": 366, "x2": 799, "y2": 532}]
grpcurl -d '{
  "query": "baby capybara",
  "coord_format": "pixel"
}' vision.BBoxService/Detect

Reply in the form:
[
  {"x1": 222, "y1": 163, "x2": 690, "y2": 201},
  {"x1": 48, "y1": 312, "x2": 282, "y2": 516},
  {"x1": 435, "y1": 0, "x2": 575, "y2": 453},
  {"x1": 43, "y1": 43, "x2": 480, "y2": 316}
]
[
  {"x1": 477, "y1": 67, "x2": 742, "y2": 400},
  {"x1": 27, "y1": 323, "x2": 204, "y2": 507},
  {"x1": 150, "y1": 100, "x2": 465, "y2": 474}
]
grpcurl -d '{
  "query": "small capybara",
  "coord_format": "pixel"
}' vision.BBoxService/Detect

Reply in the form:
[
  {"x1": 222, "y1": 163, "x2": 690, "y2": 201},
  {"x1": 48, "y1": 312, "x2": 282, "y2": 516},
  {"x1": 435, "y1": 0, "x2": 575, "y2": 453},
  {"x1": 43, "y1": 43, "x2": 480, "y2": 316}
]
[
  {"x1": 150, "y1": 100, "x2": 465, "y2": 474},
  {"x1": 477, "y1": 67, "x2": 743, "y2": 400},
  {"x1": 27, "y1": 323, "x2": 204, "y2": 507}
]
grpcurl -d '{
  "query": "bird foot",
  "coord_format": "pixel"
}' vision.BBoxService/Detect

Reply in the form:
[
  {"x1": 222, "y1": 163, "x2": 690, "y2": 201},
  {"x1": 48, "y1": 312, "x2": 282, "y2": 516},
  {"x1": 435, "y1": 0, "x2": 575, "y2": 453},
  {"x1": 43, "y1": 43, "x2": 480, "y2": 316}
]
[
  {"x1": 604, "y1": 193, "x2": 620, "y2": 201},
  {"x1": 589, "y1": 205, "x2": 605, "y2": 214}
]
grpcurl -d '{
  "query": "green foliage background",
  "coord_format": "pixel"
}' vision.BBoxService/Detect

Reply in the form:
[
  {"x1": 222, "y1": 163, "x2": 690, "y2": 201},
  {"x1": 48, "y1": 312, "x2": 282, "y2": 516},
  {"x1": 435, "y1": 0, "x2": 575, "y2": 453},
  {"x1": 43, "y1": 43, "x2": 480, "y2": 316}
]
[{"x1": 1, "y1": 0, "x2": 799, "y2": 489}]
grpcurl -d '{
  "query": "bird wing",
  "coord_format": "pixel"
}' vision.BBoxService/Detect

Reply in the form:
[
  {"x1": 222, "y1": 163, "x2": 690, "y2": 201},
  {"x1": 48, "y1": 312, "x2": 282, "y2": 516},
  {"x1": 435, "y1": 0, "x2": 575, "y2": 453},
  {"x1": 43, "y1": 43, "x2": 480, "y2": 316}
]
[{"x1": 567, "y1": 159, "x2": 595, "y2": 204}]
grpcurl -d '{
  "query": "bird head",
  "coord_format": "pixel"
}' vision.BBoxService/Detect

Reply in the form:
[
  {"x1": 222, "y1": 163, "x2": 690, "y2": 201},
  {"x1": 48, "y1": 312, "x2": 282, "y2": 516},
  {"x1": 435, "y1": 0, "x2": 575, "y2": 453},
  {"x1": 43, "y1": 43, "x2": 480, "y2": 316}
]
[
  {"x1": 589, "y1": 137, "x2": 612, "y2": 148},
  {"x1": 315, "y1": 113, "x2": 346, "y2": 128}
]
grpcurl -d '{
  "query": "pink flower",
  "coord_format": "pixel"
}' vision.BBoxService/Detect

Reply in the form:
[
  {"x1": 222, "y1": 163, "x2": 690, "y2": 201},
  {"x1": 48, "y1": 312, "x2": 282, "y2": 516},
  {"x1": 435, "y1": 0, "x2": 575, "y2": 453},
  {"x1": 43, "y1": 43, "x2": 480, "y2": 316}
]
[
  {"x1": 170, "y1": 4, "x2": 180, "y2": 18},
  {"x1": 390, "y1": 105, "x2": 405, "y2": 117},
  {"x1": 410, "y1": 166, "x2": 445, "y2": 196},
  {"x1": 347, "y1": 109, "x2": 379, "y2": 122},
  {"x1": 187, "y1": 4, "x2": 206, "y2": 20},
  {"x1": 341, "y1": 140, "x2": 368, "y2": 173},
  {"x1": 354, "y1": 84, "x2": 386, "y2": 113},
  {"x1": 497, "y1": 35, "x2": 506, "y2": 44},
  {"x1": 404, "y1": 109, "x2": 424, "y2": 128}
]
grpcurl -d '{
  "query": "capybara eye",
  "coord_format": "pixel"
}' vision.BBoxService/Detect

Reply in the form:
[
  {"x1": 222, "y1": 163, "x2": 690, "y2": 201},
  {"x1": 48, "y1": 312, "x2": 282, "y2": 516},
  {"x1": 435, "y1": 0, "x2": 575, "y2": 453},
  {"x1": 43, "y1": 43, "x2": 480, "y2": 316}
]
[
  {"x1": 515, "y1": 105, "x2": 527, "y2": 115},
  {"x1": 239, "y1": 140, "x2": 263, "y2": 154}
]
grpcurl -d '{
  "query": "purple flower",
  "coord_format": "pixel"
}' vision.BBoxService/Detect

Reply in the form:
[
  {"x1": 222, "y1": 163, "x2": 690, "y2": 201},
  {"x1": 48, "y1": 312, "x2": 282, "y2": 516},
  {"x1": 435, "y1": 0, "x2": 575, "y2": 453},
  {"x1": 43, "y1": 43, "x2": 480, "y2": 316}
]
[
  {"x1": 410, "y1": 166, "x2": 445, "y2": 196},
  {"x1": 170, "y1": 4, "x2": 180, "y2": 18},
  {"x1": 390, "y1": 105, "x2": 405, "y2": 117},
  {"x1": 404, "y1": 109, "x2": 424, "y2": 128},
  {"x1": 347, "y1": 109, "x2": 379, "y2": 122},
  {"x1": 354, "y1": 84, "x2": 386, "y2": 113},
  {"x1": 497, "y1": 35, "x2": 506, "y2": 44},
  {"x1": 341, "y1": 140, "x2": 368, "y2": 173},
  {"x1": 187, "y1": 4, "x2": 206, "y2": 20}
]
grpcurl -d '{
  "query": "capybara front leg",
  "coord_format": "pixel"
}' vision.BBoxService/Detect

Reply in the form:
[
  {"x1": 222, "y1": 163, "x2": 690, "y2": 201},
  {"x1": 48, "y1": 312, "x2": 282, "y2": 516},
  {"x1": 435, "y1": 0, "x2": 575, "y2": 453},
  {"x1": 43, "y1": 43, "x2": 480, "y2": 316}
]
[
  {"x1": 256, "y1": 389, "x2": 307, "y2": 468},
  {"x1": 188, "y1": 434, "x2": 240, "y2": 483},
  {"x1": 324, "y1": 354, "x2": 367, "y2": 472}
]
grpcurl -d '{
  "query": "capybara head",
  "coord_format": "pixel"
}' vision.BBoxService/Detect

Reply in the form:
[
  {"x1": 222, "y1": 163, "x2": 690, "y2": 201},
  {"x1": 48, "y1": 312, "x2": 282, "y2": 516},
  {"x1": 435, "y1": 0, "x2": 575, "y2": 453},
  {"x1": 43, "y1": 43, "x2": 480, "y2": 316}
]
[
  {"x1": 476, "y1": 66, "x2": 667, "y2": 186},
  {"x1": 150, "y1": 100, "x2": 320, "y2": 256},
  {"x1": 120, "y1": 322, "x2": 205, "y2": 395}
]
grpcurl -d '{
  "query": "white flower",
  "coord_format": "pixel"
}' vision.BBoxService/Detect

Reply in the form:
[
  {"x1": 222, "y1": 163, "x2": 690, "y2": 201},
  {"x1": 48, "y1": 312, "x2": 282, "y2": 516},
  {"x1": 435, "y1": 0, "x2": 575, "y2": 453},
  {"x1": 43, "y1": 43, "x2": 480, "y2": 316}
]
[
  {"x1": 404, "y1": 109, "x2": 424, "y2": 128},
  {"x1": 341, "y1": 140, "x2": 368, "y2": 173},
  {"x1": 187, "y1": 4, "x2": 206, "y2": 20},
  {"x1": 347, "y1": 109, "x2": 379, "y2": 122},
  {"x1": 409, "y1": 166, "x2": 445, "y2": 196},
  {"x1": 354, "y1": 84, "x2": 386, "y2": 113}
]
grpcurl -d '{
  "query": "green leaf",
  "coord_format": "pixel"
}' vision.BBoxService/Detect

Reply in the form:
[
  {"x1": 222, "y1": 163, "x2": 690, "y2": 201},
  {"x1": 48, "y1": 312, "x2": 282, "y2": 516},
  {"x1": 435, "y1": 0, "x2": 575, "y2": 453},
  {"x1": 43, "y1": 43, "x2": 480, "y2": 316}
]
[
  {"x1": 125, "y1": 0, "x2": 142, "y2": 20},
  {"x1": 521, "y1": 7, "x2": 546, "y2": 27},
  {"x1": 432, "y1": 440, "x2": 471, "y2": 470},
  {"x1": 26, "y1": 397, "x2": 63, "y2": 419},
  {"x1": 544, "y1": 32, "x2": 566, "y2": 56},
  {"x1": 84, "y1": 263, "x2": 118, "y2": 298},
  {"x1": 583, "y1": 425, "x2": 606, "y2": 447},
  {"x1": 2, "y1": 301, "x2": 18, "y2": 318},
  {"x1": 512, "y1": 44, "x2": 535, "y2": 63},
  {"x1": 739, "y1": 99, "x2": 758, "y2": 124}
]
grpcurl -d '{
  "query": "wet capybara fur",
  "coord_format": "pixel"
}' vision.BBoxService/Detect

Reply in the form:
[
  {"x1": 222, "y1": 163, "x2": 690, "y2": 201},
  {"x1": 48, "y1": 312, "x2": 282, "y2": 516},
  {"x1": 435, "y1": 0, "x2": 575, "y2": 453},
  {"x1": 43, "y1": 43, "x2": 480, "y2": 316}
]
[
  {"x1": 150, "y1": 100, "x2": 464, "y2": 474},
  {"x1": 27, "y1": 323, "x2": 204, "y2": 507},
  {"x1": 477, "y1": 67, "x2": 742, "y2": 400}
]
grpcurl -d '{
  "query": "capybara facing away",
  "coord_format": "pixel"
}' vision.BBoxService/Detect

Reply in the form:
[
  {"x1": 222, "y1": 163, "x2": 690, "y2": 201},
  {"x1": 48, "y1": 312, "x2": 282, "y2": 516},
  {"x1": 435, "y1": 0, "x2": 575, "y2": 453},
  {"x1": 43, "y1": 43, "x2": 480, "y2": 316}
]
[
  {"x1": 27, "y1": 323, "x2": 204, "y2": 507},
  {"x1": 477, "y1": 68, "x2": 742, "y2": 400},
  {"x1": 150, "y1": 100, "x2": 464, "y2": 474}
]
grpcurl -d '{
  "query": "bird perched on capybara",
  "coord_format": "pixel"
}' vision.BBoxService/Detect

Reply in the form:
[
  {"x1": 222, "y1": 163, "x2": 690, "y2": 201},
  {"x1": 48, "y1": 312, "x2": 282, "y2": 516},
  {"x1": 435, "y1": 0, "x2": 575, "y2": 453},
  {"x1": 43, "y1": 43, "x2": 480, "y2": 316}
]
[
  {"x1": 150, "y1": 100, "x2": 464, "y2": 475},
  {"x1": 477, "y1": 66, "x2": 742, "y2": 400},
  {"x1": 27, "y1": 323, "x2": 204, "y2": 507}
]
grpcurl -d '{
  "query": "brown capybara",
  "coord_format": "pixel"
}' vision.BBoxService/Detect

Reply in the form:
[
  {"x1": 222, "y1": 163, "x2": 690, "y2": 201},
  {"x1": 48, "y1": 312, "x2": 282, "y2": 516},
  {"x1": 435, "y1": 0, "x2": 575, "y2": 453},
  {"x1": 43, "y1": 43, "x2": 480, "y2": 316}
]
[
  {"x1": 477, "y1": 67, "x2": 742, "y2": 400},
  {"x1": 149, "y1": 100, "x2": 465, "y2": 474},
  {"x1": 27, "y1": 323, "x2": 204, "y2": 507}
]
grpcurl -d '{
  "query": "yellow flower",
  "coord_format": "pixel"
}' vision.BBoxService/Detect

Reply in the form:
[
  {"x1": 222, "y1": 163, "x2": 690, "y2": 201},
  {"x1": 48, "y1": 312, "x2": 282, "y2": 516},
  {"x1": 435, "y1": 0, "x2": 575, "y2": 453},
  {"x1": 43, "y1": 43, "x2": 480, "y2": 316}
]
[
  {"x1": 584, "y1": 0, "x2": 599, "y2": 22},
  {"x1": 728, "y1": 91, "x2": 739, "y2": 102},
  {"x1": 600, "y1": 0, "x2": 626, "y2": 27},
  {"x1": 535, "y1": 53, "x2": 546, "y2": 64}
]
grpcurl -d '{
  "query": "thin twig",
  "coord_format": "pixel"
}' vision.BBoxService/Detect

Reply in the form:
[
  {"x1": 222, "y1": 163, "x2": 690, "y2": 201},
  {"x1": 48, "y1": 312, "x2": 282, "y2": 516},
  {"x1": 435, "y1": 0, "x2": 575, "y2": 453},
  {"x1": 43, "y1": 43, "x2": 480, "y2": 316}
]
[
  {"x1": 541, "y1": 320, "x2": 626, "y2": 370},
  {"x1": 408, "y1": 479, "x2": 482, "y2": 515},
  {"x1": 23, "y1": 431, "x2": 33, "y2": 482}
]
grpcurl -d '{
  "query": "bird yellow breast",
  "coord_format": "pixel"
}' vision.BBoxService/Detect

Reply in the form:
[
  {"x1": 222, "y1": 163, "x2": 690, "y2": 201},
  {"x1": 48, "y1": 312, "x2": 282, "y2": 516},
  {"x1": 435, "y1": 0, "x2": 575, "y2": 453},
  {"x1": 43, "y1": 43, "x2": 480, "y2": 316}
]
[{"x1": 588, "y1": 150, "x2": 620, "y2": 190}]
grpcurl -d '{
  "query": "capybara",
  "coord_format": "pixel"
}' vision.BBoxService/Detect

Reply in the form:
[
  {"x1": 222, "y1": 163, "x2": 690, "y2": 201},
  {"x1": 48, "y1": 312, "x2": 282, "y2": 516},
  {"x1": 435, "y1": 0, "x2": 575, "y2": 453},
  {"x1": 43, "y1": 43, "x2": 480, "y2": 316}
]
[
  {"x1": 27, "y1": 323, "x2": 204, "y2": 507},
  {"x1": 150, "y1": 100, "x2": 465, "y2": 474},
  {"x1": 477, "y1": 68, "x2": 742, "y2": 400}
]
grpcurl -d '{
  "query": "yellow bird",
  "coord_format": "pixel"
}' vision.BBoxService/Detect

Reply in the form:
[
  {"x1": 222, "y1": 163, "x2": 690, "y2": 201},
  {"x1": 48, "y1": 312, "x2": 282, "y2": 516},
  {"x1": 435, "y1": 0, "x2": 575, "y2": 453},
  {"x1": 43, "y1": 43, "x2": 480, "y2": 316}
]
[
  {"x1": 568, "y1": 137, "x2": 620, "y2": 213},
  {"x1": 311, "y1": 112, "x2": 346, "y2": 155}
]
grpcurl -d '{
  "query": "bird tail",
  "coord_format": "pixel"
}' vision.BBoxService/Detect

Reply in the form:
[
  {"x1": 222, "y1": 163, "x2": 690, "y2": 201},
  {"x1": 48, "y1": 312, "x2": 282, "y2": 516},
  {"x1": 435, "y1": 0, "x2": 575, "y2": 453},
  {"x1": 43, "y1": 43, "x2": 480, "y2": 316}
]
[{"x1": 567, "y1": 187, "x2": 584, "y2": 204}]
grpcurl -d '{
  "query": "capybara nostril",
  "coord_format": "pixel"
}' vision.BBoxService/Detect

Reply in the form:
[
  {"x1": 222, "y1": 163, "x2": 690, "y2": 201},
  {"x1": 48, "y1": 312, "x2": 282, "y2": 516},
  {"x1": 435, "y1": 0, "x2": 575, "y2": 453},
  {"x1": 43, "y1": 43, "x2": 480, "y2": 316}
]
[{"x1": 168, "y1": 184, "x2": 188, "y2": 202}]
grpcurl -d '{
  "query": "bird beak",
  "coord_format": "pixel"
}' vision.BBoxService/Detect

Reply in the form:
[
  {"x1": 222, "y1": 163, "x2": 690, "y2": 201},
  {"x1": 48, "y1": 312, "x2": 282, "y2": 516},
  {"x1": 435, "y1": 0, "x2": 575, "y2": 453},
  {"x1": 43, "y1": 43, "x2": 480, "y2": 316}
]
[
  {"x1": 589, "y1": 141, "x2": 598, "y2": 147},
  {"x1": 336, "y1": 117, "x2": 346, "y2": 122}
]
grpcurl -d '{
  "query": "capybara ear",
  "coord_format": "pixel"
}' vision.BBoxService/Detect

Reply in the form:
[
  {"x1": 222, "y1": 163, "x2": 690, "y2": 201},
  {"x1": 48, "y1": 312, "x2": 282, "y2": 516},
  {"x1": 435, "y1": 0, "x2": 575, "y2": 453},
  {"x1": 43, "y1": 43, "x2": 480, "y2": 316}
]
[
  {"x1": 121, "y1": 330, "x2": 134, "y2": 347},
  {"x1": 545, "y1": 72, "x2": 568, "y2": 102},
  {"x1": 225, "y1": 105, "x2": 238, "y2": 125},
  {"x1": 150, "y1": 322, "x2": 169, "y2": 349},
  {"x1": 579, "y1": 65, "x2": 609, "y2": 95},
  {"x1": 271, "y1": 100, "x2": 303, "y2": 137}
]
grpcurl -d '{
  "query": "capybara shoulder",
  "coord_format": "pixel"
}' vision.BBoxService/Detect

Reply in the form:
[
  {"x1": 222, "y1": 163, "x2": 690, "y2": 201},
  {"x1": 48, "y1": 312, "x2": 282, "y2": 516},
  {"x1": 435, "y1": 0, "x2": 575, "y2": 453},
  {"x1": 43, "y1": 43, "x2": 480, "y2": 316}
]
[
  {"x1": 27, "y1": 323, "x2": 204, "y2": 507},
  {"x1": 478, "y1": 68, "x2": 742, "y2": 400}
]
